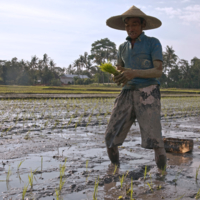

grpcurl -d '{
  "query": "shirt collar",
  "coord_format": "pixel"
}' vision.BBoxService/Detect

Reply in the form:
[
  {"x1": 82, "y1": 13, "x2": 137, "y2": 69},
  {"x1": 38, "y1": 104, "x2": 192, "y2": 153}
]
[{"x1": 126, "y1": 32, "x2": 145, "y2": 42}]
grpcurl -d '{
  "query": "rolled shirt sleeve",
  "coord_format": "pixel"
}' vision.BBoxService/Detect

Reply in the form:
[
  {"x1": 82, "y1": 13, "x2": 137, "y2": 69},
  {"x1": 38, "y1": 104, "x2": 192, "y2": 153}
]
[
  {"x1": 116, "y1": 44, "x2": 125, "y2": 67},
  {"x1": 151, "y1": 38, "x2": 163, "y2": 62}
]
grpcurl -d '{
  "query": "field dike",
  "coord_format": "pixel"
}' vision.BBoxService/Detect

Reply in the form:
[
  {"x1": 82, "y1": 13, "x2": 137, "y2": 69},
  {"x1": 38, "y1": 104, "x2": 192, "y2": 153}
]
[{"x1": 0, "y1": 98, "x2": 200, "y2": 199}]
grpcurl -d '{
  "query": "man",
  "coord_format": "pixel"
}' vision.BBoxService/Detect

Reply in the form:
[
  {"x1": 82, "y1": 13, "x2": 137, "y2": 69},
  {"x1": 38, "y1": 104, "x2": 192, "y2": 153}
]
[{"x1": 105, "y1": 6, "x2": 166, "y2": 170}]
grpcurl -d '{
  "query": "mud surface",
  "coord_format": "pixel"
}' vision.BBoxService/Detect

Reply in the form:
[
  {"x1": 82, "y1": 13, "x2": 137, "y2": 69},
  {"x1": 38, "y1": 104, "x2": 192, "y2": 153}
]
[
  {"x1": 1, "y1": 93, "x2": 200, "y2": 99},
  {"x1": 0, "y1": 98, "x2": 200, "y2": 200}
]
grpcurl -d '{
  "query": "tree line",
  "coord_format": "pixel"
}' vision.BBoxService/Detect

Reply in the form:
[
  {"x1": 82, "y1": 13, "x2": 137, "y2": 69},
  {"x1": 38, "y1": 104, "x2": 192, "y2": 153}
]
[
  {"x1": 0, "y1": 54, "x2": 64, "y2": 86},
  {"x1": 68, "y1": 38, "x2": 200, "y2": 88},
  {"x1": 1, "y1": 38, "x2": 200, "y2": 88}
]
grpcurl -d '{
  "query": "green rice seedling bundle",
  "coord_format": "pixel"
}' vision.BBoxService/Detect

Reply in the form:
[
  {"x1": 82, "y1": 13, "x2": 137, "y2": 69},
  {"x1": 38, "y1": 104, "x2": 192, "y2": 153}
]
[{"x1": 98, "y1": 62, "x2": 120, "y2": 76}]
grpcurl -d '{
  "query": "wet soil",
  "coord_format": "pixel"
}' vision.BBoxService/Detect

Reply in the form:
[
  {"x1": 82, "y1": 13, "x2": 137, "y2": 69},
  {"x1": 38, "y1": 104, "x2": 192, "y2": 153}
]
[
  {"x1": 0, "y1": 98, "x2": 200, "y2": 200},
  {"x1": 1, "y1": 93, "x2": 200, "y2": 99}
]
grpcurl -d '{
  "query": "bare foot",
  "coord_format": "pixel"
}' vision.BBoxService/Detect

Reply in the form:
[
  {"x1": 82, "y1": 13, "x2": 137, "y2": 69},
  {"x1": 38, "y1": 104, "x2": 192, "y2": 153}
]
[
  {"x1": 154, "y1": 147, "x2": 167, "y2": 170},
  {"x1": 107, "y1": 146, "x2": 119, "y2": 165}
]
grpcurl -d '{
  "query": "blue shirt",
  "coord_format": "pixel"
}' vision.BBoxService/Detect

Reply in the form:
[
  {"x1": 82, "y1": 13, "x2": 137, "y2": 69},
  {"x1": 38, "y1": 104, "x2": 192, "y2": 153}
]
[{"x1": 117, "y1": 32, "x2": 163, "y2": 89}]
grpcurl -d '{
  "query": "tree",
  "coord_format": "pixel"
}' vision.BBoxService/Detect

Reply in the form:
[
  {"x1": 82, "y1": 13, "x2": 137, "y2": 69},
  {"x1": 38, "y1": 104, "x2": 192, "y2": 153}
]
[
  {"x1": 73, "y1": 59, "x2": 81, "y2": 77},
  {"x1": 30, "y1": 55, "x2": 38, "y2": 69},
  {"x1": 90, "y1": 38, "x2": 117, "y2": 84},
  {"x1": 42, "y1": 53, "x2": 49, "y2": 69},
  {"x1": 90, "y1": 38, "x2": 117, "y2": 65},
  {"x1": 49, "y1": 59, "x2": 56, "y2": 71},
  {"x1": 190, "y1": 57, "x2": 200, "y2": 88},
  {"x1": 66, "y1": 64, "x2": 75, "y2": 74},
  {"x1": 168, "y1": 65, "x2": 181, "y2": 87},
  {"x1": 163, "y1": 46, "x2": 178, "y2": 73},
  {"x1": 0, "y1": 54, "x2": 62, "y2": 86},
  {"x1": 178, "y1": 59, "x2": 191, "y2": 88}
]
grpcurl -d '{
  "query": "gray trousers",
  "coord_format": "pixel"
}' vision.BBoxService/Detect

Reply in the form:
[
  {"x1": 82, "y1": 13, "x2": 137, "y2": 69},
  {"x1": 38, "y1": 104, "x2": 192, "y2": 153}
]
[{"x1": 105, "y1": 85, "x2": 164, "y2": 149}]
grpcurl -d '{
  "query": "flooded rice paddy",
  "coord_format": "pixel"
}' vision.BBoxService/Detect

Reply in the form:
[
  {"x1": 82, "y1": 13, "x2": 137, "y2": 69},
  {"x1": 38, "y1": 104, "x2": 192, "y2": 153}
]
[{"x1": 0, "y1": 97, "x2": 200, "y2": 200}]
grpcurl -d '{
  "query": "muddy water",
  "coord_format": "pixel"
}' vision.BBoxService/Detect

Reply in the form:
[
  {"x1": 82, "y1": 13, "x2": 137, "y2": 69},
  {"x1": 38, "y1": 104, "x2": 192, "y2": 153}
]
[{"x1": 0, "y1": 98, "x2": 200, "y2": 199}]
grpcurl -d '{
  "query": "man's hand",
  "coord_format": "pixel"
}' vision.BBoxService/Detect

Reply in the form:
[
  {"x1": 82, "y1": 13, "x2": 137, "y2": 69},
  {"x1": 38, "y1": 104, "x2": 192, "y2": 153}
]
[{"x1": 114, "y1": 65, "x2": 137, "y2": 86}]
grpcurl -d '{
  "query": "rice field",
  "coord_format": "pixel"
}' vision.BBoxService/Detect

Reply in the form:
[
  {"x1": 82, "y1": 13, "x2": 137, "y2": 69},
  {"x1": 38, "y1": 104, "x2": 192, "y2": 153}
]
[
  {"x1": 1, "y1": 85, "x2": 200, "y2": 95},
  {"x1": 0, "y1": 97, "x2": 200, "y2": 131},
  {"x1": 1, "y1": 97, "x2": 200, "y2": 199}
]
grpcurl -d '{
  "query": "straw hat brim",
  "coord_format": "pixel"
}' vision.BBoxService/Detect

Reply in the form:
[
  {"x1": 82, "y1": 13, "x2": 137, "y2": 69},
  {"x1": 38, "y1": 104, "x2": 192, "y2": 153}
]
[{"x1": 106, "y1": 15, "x2": 162, "y2": 30}]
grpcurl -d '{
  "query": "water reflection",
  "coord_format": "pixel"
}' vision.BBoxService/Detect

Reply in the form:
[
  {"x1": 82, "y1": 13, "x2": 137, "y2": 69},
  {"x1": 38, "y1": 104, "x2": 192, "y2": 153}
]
[
  {"x1": 104, "y1": 164, "x2": 118, "y2": 200},
  {"x1": 167, "y1": 152, "x2": 193, "y2": 166}
]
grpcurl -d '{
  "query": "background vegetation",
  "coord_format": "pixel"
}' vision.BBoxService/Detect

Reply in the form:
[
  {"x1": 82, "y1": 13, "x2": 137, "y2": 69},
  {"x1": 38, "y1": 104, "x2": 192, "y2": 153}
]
[{"x1": 1, "y1": 38, "x2": 200, "y2": 88}]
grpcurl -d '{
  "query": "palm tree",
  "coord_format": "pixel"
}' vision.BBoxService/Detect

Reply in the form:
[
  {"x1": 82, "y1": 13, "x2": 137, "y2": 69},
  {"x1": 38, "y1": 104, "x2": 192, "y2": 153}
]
[
  {"x1": 49, "y1": 59, "x2": 56, "y2": 71},
  {"x1": 163, "y1": 46, "x2": 178, "y2": 73},
  {"x1": 42, "y1": 54, "x2": 49, "y2": 69},
  {"x1": 73, "y1": 59, "x2": 81, "y2": 77},
  {"x1": 30, "y1": 55, "x2": 38, "y2": 69}
]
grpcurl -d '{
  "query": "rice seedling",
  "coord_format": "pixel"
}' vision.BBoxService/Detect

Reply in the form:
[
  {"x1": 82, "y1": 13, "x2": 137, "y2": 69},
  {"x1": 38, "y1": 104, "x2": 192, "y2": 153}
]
[
  {"x1": 161, "y1": 165, "x2": 167, "y2": 176},
  {"x1": 126, "y1": 178, "x2": 135, "y2": 200},
  {"x1": 113, "y1": 164, "x2": 118, "y2": 175},
  {"x1": 86, "y1": 160, "x2": 89, "y2": 171},
  {"x1": 175, "y1": 194, "x2": 185, "y2": 200},
  {"x1": 149, "y1": 171, "x2": 153, "y2": 188},
  {"x1": 41, "y1": 156, "x2": 43, "y2": 172},
  {"x1": 55, "y1": 188, "x2": 60, "y2": 200},
  {"x1": 6, "y1": 166, "x2": 12, "y2": 182},
  {"x1": 146, "y1": 172, "x2": 153, "y2": 192},
  {"x1": 130, "y1": 178, "x2": 134, "y2": 200},
  {"x1": 195, "y1": 188, "x2": 200, "y2": 199},
  {"x1": 147, "y1": 182, "x2": 153, "y2": 192},
  {"x1": 24, "y1": 130, "x2": 30, "y2": 140},
  {"x1": 28, "y1": 169, "x2": 34, "y2": 189},
  {"x1": 93, "y1": 177, "x2": 99, "y2": 200},
  {"x1": 174, "y1": 169, "x2": 183, "y2": 185},
  {"x1": 98, "y1": 62, "x2": 120, "y2": 76},
  {"x1": 119, "y1": 171, "x2": 129, "y2": 189},
  {"x1": 58, "y1": 158, "x2": 67, "y2": 194},
  {"x1": 86, "y1": 115, "x2": 91, "y2": 127},
  {"x1": 144, "y1": 165, "x2": 147, "y2": 181},
  {"x1": 44, "y1": 120, "x2": 48, "y2": 127},
  {"x1": 22, "y1": 183, "x2": 29, "y2": 200},
  {"x1": 67, "y1": 114, "x2": 73, "y2": 126},
  {"x1": 196, "y1": 165, "x2": 200, "y2": 181},
  {"x1": 74, "y1": 122, "x2": 78, "y2": 129},
  {"x1": 156, "y1": 185, "x2": 162, "y2": 190},
  {"x1": 17, "y1": 160, "x2": 25, "y2": 171}
]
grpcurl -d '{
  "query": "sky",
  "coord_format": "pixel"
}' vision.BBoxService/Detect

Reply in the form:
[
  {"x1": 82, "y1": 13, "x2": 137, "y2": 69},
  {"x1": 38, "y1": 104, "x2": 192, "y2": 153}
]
[{"x1": 0, "y1": 0, "x2": 200, "y2": 68}]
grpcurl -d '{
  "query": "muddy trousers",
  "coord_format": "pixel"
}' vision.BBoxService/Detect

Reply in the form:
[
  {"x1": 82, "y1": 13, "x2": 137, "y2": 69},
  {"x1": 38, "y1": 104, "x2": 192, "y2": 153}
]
[{"x1": 105, "y1": 85, "x2": 164, "y2": 149}]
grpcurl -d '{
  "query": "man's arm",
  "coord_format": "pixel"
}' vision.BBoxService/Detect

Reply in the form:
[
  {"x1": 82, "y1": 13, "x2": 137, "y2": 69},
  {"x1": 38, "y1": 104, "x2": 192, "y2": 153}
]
[
  {"x1": 115, "y1": 60, "x2": 163, "y2": 86},
  {"x1": 131, "y1": 60, "x2": 163, "y2": 78}
]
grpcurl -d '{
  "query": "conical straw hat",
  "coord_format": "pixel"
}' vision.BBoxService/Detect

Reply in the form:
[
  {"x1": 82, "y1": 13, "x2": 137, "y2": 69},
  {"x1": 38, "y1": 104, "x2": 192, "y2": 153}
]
[{"x1": 106, "y1": 6, "x2": 162, "y2": 30}]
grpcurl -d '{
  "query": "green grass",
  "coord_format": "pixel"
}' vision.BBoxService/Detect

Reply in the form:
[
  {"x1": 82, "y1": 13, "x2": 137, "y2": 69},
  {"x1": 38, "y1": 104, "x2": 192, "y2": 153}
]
[
  {"x1": 0, "y1": 85, "x2": 121, "y2": 94},
  {"x1": 1, "y1": 85, "x2": 200, "y2": 95}
]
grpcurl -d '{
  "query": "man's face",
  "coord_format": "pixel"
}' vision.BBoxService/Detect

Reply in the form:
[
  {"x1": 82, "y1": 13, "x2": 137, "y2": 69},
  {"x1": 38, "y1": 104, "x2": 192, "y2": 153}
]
[{"x1": 125, "y1": 17, "x2": 144, "y2": 40}]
